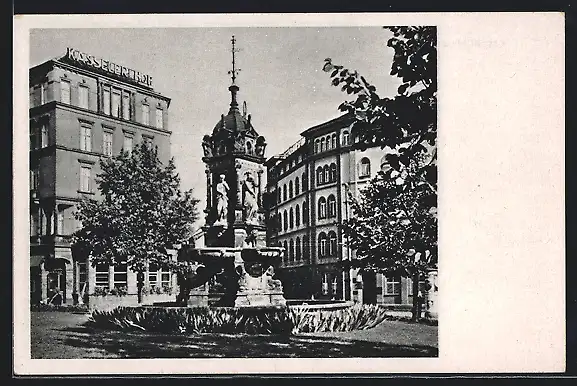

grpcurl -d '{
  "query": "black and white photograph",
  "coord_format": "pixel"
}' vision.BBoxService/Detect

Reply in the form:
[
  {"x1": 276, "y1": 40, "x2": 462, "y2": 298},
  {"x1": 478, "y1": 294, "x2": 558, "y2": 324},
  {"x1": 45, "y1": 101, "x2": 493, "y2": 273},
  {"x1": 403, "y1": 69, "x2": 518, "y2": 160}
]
[
  {"x1": 13, "y1": 13, "x2": 565, "y2": 375},
  {"x1": 25, "y1": 25, "x2": 439, "y2": 359}
]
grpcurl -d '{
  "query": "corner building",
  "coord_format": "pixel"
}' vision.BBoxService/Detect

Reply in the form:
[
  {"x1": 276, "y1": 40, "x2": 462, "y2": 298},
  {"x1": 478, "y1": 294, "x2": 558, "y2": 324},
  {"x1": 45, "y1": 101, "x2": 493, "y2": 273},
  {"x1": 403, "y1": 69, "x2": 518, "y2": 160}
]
[
  {"x1": 29, "y1": 48, "x2": 174, "y2": 307},
  {"x1": 265, "y1": 115, "x2": 425, "y2": 305}
]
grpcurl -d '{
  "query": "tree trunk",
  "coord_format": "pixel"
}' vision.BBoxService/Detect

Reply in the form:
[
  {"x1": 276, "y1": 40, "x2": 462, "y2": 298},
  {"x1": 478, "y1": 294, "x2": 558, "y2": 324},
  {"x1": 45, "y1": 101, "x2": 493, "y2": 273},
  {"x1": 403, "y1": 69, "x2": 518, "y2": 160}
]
[
  {"x1": 137, "y1": 272, "x2": 144, "y2": 303},
  {"x1": 411, "y1": 271, "x2": 420, "y2": 322}
]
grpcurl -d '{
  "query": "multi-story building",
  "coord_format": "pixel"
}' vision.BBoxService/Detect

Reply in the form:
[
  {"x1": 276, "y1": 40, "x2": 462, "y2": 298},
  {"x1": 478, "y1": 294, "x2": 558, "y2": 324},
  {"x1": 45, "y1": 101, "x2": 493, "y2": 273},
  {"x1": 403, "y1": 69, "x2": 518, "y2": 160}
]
[
  {"x1": 264, "y1": 114, "x2": 424, "y2": 305},
  {"x1": 29, "y1": 47, "x2": 173, "y2": 307}
]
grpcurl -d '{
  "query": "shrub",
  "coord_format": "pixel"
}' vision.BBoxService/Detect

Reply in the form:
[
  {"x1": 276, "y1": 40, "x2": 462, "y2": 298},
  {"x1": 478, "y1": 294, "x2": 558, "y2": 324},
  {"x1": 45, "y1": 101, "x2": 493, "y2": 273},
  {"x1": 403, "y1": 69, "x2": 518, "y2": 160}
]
[{"x1": 87, "y1": 304, "x2": 410, "y2": 335}]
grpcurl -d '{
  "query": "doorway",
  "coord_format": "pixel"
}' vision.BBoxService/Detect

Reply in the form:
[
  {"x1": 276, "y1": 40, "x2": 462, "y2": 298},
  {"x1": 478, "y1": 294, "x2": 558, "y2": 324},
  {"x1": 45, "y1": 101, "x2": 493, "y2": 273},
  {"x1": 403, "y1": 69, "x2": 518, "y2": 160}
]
[{"x1": 47, "y1": 269, "x2": 65, "y2": 305}]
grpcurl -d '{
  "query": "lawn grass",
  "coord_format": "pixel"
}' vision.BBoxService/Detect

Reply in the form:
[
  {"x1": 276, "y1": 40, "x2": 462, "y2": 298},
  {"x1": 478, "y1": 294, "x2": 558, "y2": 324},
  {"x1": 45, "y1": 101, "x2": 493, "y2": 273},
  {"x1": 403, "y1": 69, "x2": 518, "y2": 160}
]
[{"x1": 30, "y1": 311, "x2": 438, "y2": 359}]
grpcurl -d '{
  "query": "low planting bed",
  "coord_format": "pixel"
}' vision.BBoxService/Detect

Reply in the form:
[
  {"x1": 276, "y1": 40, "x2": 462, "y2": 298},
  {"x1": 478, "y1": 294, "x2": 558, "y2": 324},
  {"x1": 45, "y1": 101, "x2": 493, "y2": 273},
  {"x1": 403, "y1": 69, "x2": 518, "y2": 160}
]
[{"x1": 88, "y1": 304, "x2": 412, "y2": 335}]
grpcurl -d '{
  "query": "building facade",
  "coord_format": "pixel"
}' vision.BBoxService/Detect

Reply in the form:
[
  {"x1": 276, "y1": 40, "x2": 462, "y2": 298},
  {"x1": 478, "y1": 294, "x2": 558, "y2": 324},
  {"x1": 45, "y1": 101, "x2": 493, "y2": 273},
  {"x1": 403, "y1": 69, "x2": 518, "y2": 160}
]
[
  {"x1": 264, "y1": 115, "x2": 424, "y2": 305},
  {"x1": 29, "y1": 48, "x2": 175, "y2": 307}
]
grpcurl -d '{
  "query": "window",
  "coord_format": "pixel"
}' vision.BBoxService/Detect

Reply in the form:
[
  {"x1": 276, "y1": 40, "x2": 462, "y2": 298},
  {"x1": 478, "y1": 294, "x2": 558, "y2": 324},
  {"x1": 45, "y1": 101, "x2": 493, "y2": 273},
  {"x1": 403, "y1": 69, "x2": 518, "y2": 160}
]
[
  {"x1": 78, "y1": 263, "x2": 87, "y2": 291},
  {"x1": 303, "y1": 236, "x2": 310, "y2": 260},
  {"x1": 122, "y1": 93, "x2": 130, "y2": 119},
  {"x1": 296, "y1": 237, "x2": 301, "y2": 260},
  {"x1": 289, "y1": 208, "x2": 294, "y2": 229},
  {"x1": 103, "y1": 131, "x2": 113, "y2": 156},
  {"x1": 295, "y1": 204, "x2": 300, "y2": 227},
  {"x1": 328, "y1": 231, "x2": 337, "y2": 256},
  {"x1": 327, "y1": 195, "x2": 337, "y2": 218},
  {"x1": 60, "y1": 80, "x2": 70, "y2": 104},
  {"x1": 103, "y1": 89, "x2": 111, "y2": 115},
  {"x1": 141, "y1": 104, "x2": 150, "y2": 126},
  {"x1": 324, "y1": 165, "x2": 330, "y2": 183},
  {"x1": 246, "y1": 141, "x2": 253, "y2": 155},
  {"x1": 314, "y1": 139, "x2": 320, "y2": 153},
  {"x1": 30, "y1": 212, "x2": 39, "y2": 236},
  {"x1": 303, "y1": 202, "x2": 309, "y2": 224},
  {"x1": 342, "y1": 130, "x2": 349, "y2": 146},
  {"x1": 30, "y1": 168, "x2": 39, "y2": 190},
  {"x1": 331, "y1": 276, "x2": 338, "y2": 296},
  {"x1": 289, "y1": 239, "x2": 294, "y2": 263},
  {"x1": 331, "y1": 133, "x2": 337, "y2": 149},
  {"x1": 295, "y1": 177, "x2": 300, "y2": 195},
  {"x1": 283, "y1": 210, "x2": 288, "y2": 231},
  {"x1": 277, "y1": 189, "x2": 281, "y2": 204},
  {"x1": 78, "y1": 85, "x2": 89, "y2": 109},
  {"x1": 322, "y1": 273, "x2": 329, "y2": 295},
  {"x1": 330, "y1": 164, "x2": 337, "y2": 182},
  {"x1": 283, "y1": 241, "x2": 288, "y2": 265},
  {"x1": 56, "y1": 208, "x2": 64, "y2": 235},
  {"x1": 325, "y1": 135, "x2": 331, "y2": 150},
  {"x1": 30, "y1": 127, "x2": 38, "y2": 151},
  {"x1": 318, "y1": 197, "x2": 327, "y2": 219},
  {"x1": 316, "y1": 167, "x2": 323, "y2": 185},
  {"x1": 112, "y1": 90, "x2": 121, "y2": 117},
  {"x1": 80, "y1": 165, "x2": 91, "y2": 192},
  {"x1": 408, "y1": 277, "x2": 428, "y2": 296},
  {"x1": 359, "y1": 158, "x2": 371, "y2": 178},
  {"x1": 123, "y1": 133, "x2": 133, "y2": 154},
  {"x1": 320, "y1": 137, "x2": 326, "y2": 152},
  {"x1": 289, "y1": 181, "x2": 293, "y2": 199},
  {"x1": 283, "y1": 184, "x2": 287, "y2": 201},
  {"x1": 302, "y1": 172, "x2": 308, "y2": 190},
  {"x1": 95, "y1": 264, "x2": 109, "y2": 288},
  {"x1": 143, "y1": 135, "x2": 154, "y2": 149},
  {"x1": 384, "y1": 276, "x2": 401, "y2": 295},
  {"x1": 113, "y1": 261, "x2": 128, "y2": 288},
  {"x1": 41, "y1": 125, "x2": 49, "y2": 148},
  {"x1": 318, "y1": 232, "x2": 327, "y2": 257},
  {"x1": 156, "y1": 108, "x2": 163, "y2": 129},
  {"x1": 41, "y1": 82, "x2": 48, "y2": 105},
  {"x1": 80, "y1": 125, "x2": 92, "y2": 152}
]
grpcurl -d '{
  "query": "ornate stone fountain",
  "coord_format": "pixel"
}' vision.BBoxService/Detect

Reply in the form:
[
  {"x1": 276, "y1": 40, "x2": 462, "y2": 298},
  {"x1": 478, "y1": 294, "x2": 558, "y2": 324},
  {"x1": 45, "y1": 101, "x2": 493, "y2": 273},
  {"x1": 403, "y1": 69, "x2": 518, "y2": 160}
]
[{"x1": 176, "y1": 36, "x2": 286, "y2": 308}]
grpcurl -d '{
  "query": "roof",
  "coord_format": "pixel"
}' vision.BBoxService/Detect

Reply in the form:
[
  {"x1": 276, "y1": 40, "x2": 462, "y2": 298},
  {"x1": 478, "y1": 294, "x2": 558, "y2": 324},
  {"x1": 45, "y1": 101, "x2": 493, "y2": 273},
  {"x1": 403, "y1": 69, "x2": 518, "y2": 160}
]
[{"x1": 299, "y1": 113, "x2": 353, "y2": 137}]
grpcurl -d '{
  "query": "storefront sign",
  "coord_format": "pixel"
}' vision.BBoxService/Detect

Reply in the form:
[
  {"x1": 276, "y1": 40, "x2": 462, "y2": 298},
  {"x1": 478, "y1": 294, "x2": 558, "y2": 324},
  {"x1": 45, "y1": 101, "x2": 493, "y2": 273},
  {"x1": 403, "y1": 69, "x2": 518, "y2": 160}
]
[{"x1": 65, "y1": 47, "x2": 153, "y2": 87}]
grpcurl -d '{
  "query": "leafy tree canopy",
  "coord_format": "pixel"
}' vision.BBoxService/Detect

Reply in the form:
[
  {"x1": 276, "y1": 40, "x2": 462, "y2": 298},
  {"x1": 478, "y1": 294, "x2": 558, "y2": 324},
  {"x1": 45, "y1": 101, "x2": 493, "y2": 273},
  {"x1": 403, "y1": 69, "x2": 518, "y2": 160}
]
[{"x1": 72, "y1": 143, "x2": 200, "y2": 273}]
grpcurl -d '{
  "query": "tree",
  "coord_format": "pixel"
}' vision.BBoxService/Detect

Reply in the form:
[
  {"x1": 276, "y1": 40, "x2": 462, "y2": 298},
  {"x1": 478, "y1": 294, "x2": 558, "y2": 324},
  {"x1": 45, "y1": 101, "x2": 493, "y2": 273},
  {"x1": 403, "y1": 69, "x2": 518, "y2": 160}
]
[
  {"x1": 72, "y1": 143, "x2": 200, "y2": 303},
  {"x1": 323, "y1": 26, "x2": 437, "y2": 320}
]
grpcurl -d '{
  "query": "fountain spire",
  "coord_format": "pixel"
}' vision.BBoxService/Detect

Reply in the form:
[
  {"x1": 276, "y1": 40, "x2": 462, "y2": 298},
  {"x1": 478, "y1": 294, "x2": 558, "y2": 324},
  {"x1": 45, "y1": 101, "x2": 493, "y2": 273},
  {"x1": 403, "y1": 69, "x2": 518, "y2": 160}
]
[{"x1": 227, "y1": 35, "x2": 241, "y2": 113}]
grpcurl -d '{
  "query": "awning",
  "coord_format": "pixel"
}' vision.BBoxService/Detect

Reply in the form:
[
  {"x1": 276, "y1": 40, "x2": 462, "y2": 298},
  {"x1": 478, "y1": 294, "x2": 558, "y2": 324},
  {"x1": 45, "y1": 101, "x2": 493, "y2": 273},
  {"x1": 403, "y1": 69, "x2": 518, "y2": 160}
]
[{"x1": 30, "y1": 256, "x2": 44, "y2": 267}]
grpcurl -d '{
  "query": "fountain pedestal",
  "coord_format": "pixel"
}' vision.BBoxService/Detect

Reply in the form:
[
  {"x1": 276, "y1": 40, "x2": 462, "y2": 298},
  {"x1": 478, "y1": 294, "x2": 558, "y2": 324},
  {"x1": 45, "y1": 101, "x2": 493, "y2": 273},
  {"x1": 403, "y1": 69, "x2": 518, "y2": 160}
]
[{"x1": 234, "y1": 248, "x2": 286, "y2": 307}]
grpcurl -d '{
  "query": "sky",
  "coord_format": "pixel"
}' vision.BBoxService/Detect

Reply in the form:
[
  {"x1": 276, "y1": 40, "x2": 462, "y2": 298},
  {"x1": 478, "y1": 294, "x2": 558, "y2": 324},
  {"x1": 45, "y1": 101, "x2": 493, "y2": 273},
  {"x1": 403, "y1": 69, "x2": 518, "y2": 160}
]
[{"x1": 30, "y1": 27, "x2": 400, "y2": 216}]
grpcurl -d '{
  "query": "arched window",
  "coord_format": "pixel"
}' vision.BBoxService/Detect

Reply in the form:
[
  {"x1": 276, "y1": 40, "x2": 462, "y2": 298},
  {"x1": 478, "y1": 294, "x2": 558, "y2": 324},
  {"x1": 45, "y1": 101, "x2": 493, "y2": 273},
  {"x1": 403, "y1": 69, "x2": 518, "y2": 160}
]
[
  {"x1": 359, "y1": 158, "x2": 371, "y2": 178},
  {"x1": 277, "y1": 189, "x2": 281, "y2": 204},
  {"x1": 342, "y1": 130, "x2": 349, "y2": 146},
  {"x1": 328, "y1": 231, "x2": 337, "y2": 256},
  {"x1": 324, "y1": 165, "x2": 330, "y2": 183},
  {"x1": 303, "y1": 236, "x2": 310, "y2": 261},
  {"x1": 246, "y1": 141, "x2": 253, "y2": 155},
  {"x1": 283, "y1": 209, "x2": 288, "y2": 231},
  {"x1": 318, "y1": 197, "x2": 327, "y2": 219},
  {"x1": 318, "y1": 232, "x2": 327, "y2": 257},
  {"x1": 289, "y1": 239, "x2": 294, "y2": 262},
  {"x1": 314, "y1": 139, "x2": 320, "y2": 153},
  {"x1": 295, "y1": 177, "x2": 300, "y2": 195},
  {"x1": 302, "y1": 172, "x2": 308, "y2": 190},
  {"x1": 327, "y1": 195, "x2": 337, "y2": 218},
  {"x1": 295, "y1": 204, "x2": 300, "y2": 226},
  {"x1": 330, "y1": 163, "x2": 337, "y2": 182},
  {"x1": 303, "y1": 202, "x2": 309, "y2": 224},
  {"x1": 283, "y1": 184, "x2": 287, "y2": 201},
  {"x1": 289, "y1": 181, "x2": 293, "y2": 199},
  {"x1": 316, "y1": 167, "x2": 323, "y2": 185},
  {"x1": 289, "y1": 207, "x2": 294, "y2": 229},
  {"x1": 320, "y1": 137, "x2": 326, "y2": 152},
  {"x1": 331, "y1": 133, "x2": 337, "y2": 149},
  {"x1": 283, "y1": 241, "x2": 288, "y2": 265},
  {"x1": 325, "y1": 135, "x2": 331, "y2": 150},
  {"x1": 296, "y1": 237, "x2": 301, "y2": 260},
  {"x1": 278, "y1": 212, "x2": 282, "y2": 232}
]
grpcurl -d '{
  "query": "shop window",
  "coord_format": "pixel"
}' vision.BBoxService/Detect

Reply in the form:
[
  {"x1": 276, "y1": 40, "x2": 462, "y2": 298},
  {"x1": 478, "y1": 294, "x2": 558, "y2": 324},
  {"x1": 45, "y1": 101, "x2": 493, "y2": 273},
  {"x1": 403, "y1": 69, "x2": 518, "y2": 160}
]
[
  {"x1": 95, "y1": 264, "x2": 109, "y2": 288},
  {"x1": 384, "y1": 276, "x2": 401, "y2": 295}
]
